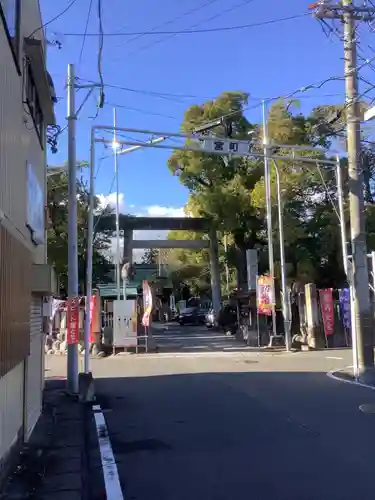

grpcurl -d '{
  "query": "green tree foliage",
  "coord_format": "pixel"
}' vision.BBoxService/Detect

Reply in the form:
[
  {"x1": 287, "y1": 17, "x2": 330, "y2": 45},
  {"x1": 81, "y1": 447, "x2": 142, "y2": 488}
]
[
  {"x1": 142, "y1": 248, "x2": 158, "y2": 264},
  {"x1": 166, "y1": 92, "x2": 369, "y2": 296},
  {"x1": 47, "y1": 171, "x2": 113, "y2": 293}
]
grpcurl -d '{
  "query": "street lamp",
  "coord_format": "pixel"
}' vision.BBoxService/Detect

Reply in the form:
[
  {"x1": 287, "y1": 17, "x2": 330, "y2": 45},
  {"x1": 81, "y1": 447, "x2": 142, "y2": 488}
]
[{"x1": 82, "y1": 130, "x2": 167, "y2": 373}]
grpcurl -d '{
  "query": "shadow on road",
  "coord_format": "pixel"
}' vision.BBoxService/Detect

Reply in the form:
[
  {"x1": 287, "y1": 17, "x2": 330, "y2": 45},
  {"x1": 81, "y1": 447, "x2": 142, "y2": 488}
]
[{"x1": 95, "y1": 369, "x2": 375, "y2": 500}]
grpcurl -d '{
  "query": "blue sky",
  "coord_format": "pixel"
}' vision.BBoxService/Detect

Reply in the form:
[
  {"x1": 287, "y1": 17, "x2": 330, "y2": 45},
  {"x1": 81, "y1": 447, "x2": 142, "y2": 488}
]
[{"x1": 41, "y1": 0, "x2": 375, "y2": 217}]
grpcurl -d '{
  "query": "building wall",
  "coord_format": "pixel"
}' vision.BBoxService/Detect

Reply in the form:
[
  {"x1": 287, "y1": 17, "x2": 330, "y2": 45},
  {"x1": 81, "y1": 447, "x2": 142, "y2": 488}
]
[{"x1": 0, "y1": 0, "x2": 50, "y2": 477}]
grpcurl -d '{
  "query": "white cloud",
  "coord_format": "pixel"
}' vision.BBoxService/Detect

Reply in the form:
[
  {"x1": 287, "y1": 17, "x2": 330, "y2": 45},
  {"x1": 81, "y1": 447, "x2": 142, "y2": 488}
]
[
  {"x1": 97, "y1": 192, "x2": 125, "y2": 211},
  {"x1": 145, "y1": 205, "x2": 185, "y2": 218}
]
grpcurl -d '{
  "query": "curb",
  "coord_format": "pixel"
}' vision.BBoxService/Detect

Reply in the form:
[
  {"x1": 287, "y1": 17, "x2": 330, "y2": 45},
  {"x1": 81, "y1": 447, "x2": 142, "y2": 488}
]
[{"x1": 326, "y1": 366, "x2": 375, "y2": 391}]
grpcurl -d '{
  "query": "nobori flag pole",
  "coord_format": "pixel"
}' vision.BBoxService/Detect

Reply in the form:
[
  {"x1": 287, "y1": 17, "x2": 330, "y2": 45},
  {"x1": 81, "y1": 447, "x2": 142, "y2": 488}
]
[{"x1": 262, "y1": 101, "x2": 278, "y2": 340}]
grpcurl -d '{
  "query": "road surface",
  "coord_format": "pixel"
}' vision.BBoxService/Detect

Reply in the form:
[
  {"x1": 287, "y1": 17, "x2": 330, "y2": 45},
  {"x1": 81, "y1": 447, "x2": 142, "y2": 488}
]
[{"x1": 50, "y1": 326, "x2": 375, "y2": 499}]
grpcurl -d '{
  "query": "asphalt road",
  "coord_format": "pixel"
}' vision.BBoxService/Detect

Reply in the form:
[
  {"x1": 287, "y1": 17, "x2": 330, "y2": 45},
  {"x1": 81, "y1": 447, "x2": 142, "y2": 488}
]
[{"x1": 47, "y1": 328, "x2": 375, "y2": 500}]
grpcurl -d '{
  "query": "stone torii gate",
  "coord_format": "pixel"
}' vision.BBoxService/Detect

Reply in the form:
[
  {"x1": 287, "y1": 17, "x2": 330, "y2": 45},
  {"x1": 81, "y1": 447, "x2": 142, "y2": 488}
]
[{"x1": 121, "y1": 216, "x2": 221, "y2": 317}]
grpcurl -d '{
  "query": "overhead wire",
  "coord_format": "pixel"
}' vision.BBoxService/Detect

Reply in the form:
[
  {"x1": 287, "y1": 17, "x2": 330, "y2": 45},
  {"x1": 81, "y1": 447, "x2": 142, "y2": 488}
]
[
  {"x1": 61, "y1": 12, "x2": 310, "y2": 37},
  {"x1": 106, "y1": 102, "x2": 179, "y2": 120},
  {"x1": 111, "y1": 0, "x2": 222, "y2": 53},
  {"x1": 78, "y1": 0, "x2": 94, "y2": 65},
  {"x1": 28, "y1": 0, "x2": 79, "y2": 38},
  {"x1": 120, "y1": 0, "x2": 259, "y2": 59}
]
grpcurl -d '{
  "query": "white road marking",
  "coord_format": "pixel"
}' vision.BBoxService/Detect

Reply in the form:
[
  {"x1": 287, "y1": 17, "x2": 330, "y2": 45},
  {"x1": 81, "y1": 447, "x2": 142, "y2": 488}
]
[
  {"x1": 93, "y1": 404, "x2": 124, "y2": 500},
  {"x1": 326, "y1": 366, "x2": 375, "y2": 391},
  {"x1": 325, "y1": 356, "x2": 343, "y2": 360}
]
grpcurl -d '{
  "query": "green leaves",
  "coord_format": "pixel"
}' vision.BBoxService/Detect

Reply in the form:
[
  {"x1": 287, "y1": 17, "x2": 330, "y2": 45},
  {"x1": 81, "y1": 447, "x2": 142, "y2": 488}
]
[
  {"x1": 47, "y1": 171, "x2": 112, "y2": 292},
  {"x1": 166, "y1": 92, "x2": 357, "y2": 293}
]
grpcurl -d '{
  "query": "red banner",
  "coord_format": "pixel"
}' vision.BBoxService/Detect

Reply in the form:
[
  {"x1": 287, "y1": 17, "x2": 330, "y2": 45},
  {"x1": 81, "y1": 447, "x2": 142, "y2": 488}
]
[
  {"x1": 67, "y1": 296, "x2": 80, "y2": 344},
  {"x1": 89, "y1": 295, "x2": 96, "y2": 343},
  {"x1": 319, "y1": 288, "x2": 334, "y2": 336},
  {"x1": 257, "y1": 276, "x2": 274, "y2": 316}
]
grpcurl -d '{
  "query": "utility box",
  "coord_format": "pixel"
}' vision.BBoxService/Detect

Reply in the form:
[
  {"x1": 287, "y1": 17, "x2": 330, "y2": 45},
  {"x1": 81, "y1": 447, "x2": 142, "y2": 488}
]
[{"x1": 113, "y1": 300, "x2": 137, "y2": 348}]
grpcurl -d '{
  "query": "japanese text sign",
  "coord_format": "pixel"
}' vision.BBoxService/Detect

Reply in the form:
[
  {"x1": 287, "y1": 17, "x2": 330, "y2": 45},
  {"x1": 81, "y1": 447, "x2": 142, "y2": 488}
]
[{"x1": 319, "y1": 289, "x2": 335, "y2": 336}]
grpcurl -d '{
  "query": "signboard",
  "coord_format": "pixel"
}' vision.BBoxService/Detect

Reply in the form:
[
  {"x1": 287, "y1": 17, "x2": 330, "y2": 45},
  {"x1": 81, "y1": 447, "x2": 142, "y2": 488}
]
[
  {"x1": 339, "y1": 288, "x2": 351, "y2": 330},
  {"x1": 256, "y1": 276, "x2": 274, "y2": 316},
  {"x1": 26, "y1": 163, "x2": 45, "y2": 245},
  {"x1": 113, "y1": 300, "x2": 137, "y2": 347},
  {"x1": 319, "y1": 288, "x2": 335, "y2": 336},
  {"x1": 142, "y1": 280, "x2": 153, "y2": 327},
  {"x1": 198, "y1": 137, "x2": 251, "y2": 157},
  {"x1": 67, "y1": 296, "x2": 80, "y2": 344},
  {"x1": 246, "y1": 249, "x2": 258, "y2": 291}
]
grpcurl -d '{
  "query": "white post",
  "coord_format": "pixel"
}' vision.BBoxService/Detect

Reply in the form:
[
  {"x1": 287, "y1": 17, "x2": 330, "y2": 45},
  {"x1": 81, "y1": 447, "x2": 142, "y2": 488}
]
[
  {"x1": 271, "y1": 159, "x2": 291, "y2": 351},
  {"x1": 113, "y1": 108, "x2": 121, "y2": 301},
  {"x1": 262, "y1": 101, "x2": 277, "y2": 338},
  {"x1": 67, "y1": 63, "x2": 79, "y2": 393},
  {"x1": 83, "y1": 128, "x2": 95, "y2": 374},
  {"x1": 224, "y1": 233, "x2": 230, "y2": 299}
]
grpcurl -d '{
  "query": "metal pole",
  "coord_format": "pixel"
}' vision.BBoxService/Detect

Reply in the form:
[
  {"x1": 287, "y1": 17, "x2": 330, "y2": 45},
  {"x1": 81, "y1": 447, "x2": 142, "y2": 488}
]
[
  {"x1": 224, "y1": 234, "x2": 230, "y2": 299},
  {"x1": 336, "y1": 155, "x2": 348, "y2": 276},
  {"x1": 83, "y1": 128, "x2": 95, "y2": 374},
  {"x1": 262, "y1": 100, "x2": 277, "y2": 338},
  {"x1": 343, "y1": 0, "x2": 374, "y2": 380},
  {"x1": 113, "y1": 108, "x2": 121, "y2": 301},
  {"x1": 271, "y1": 159, "x2": 291, "y2": 351},
  {"x1": 336, "y1": 154, "x2": 358, "y2": 376},
  {"x1": 67, "y1": 64, "x2": 79, "y2": 393}
]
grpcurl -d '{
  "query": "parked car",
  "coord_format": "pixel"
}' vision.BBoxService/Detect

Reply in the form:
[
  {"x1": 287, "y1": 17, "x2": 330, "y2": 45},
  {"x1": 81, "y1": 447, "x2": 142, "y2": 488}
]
[{"x1": 178, "y1": 306, "x2": 206, "y2": 325}]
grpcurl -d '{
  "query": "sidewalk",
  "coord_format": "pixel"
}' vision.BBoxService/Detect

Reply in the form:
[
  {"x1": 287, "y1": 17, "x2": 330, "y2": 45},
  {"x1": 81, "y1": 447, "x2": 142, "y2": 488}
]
[{"x1": 1, "y1": 379, "x2": 104, "y2": 500}]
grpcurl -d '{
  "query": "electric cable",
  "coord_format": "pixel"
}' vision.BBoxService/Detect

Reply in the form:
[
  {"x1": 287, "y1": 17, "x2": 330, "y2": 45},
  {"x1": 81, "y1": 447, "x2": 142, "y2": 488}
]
[
  {"x1": 121, "y1": 0, "x2": 259, "y2": 60},
  {"x1": 111, "y1": 0, "x2": 222, "y2": 53},
  {"x1": 28, "y1": 0, "x2": 79, "y2": 38},
  {"x1": 79, "y1": 0, "x2": 94, "y2": 65},
  {"x1": 61, "y1": 12, "x2": 310, "y2": 37}
]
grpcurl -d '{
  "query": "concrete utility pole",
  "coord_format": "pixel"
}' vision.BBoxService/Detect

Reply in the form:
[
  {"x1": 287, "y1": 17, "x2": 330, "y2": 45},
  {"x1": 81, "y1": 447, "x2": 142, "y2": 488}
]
[
  {"x1": 312, "y1": 0, "x2": 375, "y2": 379},
  {"x1": 67, "y1": 63, "x2": 79, "y2": 393}
]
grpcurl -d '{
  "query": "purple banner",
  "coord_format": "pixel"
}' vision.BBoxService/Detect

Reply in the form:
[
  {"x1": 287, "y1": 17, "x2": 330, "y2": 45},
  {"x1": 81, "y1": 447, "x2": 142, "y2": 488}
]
[{"x1": 339, "y1": 288, "x2": 351, "y2": 330}]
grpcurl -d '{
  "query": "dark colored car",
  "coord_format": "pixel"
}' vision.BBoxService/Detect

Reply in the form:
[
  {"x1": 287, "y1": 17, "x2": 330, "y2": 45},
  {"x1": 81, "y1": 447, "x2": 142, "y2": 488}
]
[{"x1": 178, "y1": 306, "x2": 206, "y2": 325}]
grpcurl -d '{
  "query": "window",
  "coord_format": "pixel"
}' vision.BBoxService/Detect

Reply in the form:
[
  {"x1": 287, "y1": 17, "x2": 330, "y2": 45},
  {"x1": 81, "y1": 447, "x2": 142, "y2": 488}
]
[
  {"x1": 25, "y1": 62, "x2": 44, "y2": 146},
  {"x1": 0, "y1": 0, "x2": 21, "y2": 70}
]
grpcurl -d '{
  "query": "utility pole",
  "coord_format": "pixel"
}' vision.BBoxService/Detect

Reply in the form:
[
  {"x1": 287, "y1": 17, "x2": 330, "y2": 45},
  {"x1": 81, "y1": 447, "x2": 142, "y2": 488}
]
[
  {"x1": 113, "y1": 108, "x2": 121, "y2": 301},
  {"x1": 311, "y1": 1, "x2": 375, "y2": 380},
  {"x1": 67, "y1": 64, "x2": 79, "y2": 393},
  {"x1": 262, "y1": 101, "x2": 277, "y2": 340}
]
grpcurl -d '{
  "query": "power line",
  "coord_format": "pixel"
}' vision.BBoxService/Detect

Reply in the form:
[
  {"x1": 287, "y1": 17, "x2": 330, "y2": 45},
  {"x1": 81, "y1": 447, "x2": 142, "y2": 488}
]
[
  {"x1": 79, "y1": 0, "x2": 94, "y2": 65},
  {"x1": 106, "y1": 102, "x2": 179, "y2": 120},
  {"x1": 28, "y1": 0, "x2": 79, "y2": 38},
  {"x1": 121, "y1": 0, "x2": 259, "y2": 60},
  {"x1": 111, "y1": 0, "x2": 222, "y2": 53},
  {"x1": 61, "y1": 13, "x2": 310, "y2": 37}
]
